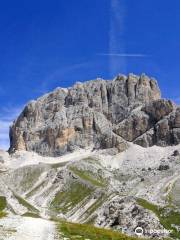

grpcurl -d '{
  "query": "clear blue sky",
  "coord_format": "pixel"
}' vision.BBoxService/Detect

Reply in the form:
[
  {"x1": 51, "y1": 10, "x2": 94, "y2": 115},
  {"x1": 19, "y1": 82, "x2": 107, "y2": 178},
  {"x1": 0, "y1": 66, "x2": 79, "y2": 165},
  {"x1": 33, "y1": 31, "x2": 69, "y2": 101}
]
[{"x1": 0, "y1": 0, "x2": 180, "y2": 149}]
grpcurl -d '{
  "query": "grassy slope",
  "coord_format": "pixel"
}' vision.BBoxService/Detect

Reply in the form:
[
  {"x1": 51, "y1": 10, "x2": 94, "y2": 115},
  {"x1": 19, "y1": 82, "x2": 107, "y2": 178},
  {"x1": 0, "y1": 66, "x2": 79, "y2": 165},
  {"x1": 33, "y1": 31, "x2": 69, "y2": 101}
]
[
  {"x1": 0, "y1": 196, "x2": 6, "y2": 211},
  {"x1": 22, "y1": 212, "x2": 40, "y2": 218},
  {"x1": 50, "y1": 164, "x2": 108, "y2": 219},
  {"x1": 170, "y1": 179, "x2": 180, "y2": 207},
  {"x1": 11, "y1": 167, "x2": 44, "y2": 193},
  {"x1": 13, "y1": 192, "x2": 39, "y2": 214},
  {"x1": 137, "y1": 198, "x2": 180, "y2": 239},
  {"x1": 57, "y1": 221, "x2": 143, "y2": 240},
  {"x1": 50, "y1": 181, "x2": 93, "y2": 214},
  {"x1": 0, "y1": 196, "x2": 7, "y2": 218},
  {"x1": 69, "y1": 166, "x2": 107, "y2": 187},
  {"x1": 83, "y1": 193, "x2": 108, "y2": 224},
  {"x1": 25, "y1": 180, "x2": 46, "y2": 198}
]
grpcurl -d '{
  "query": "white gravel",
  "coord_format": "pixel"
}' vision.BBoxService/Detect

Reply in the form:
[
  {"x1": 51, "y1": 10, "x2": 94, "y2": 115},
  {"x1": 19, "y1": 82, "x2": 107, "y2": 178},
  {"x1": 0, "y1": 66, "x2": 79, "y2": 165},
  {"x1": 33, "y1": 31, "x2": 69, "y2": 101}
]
[
  {"x1": 0, "y1": 216, "x2": 57, "y2": 240},
  {"x1": 2, "y1": 148, "x2": 93, "y2": 169},
  {"x1": 98, "y1": 143, "x2": 180, "y2": 170}
]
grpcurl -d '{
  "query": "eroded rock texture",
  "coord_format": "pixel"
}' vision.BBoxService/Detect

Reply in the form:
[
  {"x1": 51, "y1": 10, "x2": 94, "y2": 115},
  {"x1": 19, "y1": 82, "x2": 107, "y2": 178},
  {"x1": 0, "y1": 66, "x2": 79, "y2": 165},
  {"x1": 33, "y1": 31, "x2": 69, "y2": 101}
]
[{"x1": 9, "y1": 73, "x2": 180, "y2": 156}]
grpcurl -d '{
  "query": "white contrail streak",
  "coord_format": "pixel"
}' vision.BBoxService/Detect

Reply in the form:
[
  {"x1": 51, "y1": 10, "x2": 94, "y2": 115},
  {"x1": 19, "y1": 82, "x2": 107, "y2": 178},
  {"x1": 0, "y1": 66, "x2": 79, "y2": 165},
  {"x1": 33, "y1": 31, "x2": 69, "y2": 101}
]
[
  {"x1": 109, "y1": 0, "x2": 126, "y2": 75},
  {"x1": 98, "y1": 53, "x2": 148, "y2": 57}
]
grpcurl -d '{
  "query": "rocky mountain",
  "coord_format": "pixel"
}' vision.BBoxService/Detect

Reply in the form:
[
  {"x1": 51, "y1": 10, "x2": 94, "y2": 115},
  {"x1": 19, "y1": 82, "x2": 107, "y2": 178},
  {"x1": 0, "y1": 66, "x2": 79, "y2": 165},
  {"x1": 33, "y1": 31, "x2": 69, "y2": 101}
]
[
  {"x1": 1, "y1": 73, "x2": 180, "y2": 239},
  {"x1": 9, "y1": 73, "x2": 180, "y2": 157}
]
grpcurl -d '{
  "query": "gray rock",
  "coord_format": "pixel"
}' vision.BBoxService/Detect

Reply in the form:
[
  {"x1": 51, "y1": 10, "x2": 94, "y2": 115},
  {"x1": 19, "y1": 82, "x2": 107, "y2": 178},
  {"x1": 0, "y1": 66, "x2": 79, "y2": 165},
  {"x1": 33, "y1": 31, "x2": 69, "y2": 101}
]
[
  {"x1": 158, "y1": 164, "x2": 170, "y2": 171},
  {"x1": 9, "y1": 73, "x2": 180, "y2": 157},
  {"x1": 114, "y1": 110, "x2": 151, "y2": 142},
  {"x1": 173, "y1": 128, "x2": 180, "y2": 144},
  {"x1": 96, "y1": 196, "x2": 166, "y2": 238},
  {"x1": 142, "y1": 99, "x2": 174, "y2": 122},
  {"x1": 172, "y1": 150, "x2": 180, "y2": 156},
  {"x1": 174, "y1": 107, "x2": 180, "y2": 128},
  {"x1": 134, "y1": 106, "x2": 180, "y2": 147}
]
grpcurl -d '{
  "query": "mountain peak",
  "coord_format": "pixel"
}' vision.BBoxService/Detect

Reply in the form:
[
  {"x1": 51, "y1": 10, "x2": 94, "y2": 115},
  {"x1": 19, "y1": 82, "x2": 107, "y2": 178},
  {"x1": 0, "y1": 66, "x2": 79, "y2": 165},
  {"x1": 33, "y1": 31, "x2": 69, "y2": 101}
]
[{"x1": 9, "y1": 73, "x2": 180, "y2": 157}]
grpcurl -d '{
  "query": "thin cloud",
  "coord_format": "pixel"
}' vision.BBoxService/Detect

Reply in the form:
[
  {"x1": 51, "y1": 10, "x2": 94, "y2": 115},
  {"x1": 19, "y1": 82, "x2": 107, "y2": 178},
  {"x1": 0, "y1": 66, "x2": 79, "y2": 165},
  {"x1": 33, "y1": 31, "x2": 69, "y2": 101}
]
[
  {"x1": 98, "y1": 53, "x2": 149, "y2": 57},
  {"x1": 0, "y1": 106, "x2": 23, "y2": 150},
  {"x1": 109, "y1": 0, "x2": 126, "y2": 76}
]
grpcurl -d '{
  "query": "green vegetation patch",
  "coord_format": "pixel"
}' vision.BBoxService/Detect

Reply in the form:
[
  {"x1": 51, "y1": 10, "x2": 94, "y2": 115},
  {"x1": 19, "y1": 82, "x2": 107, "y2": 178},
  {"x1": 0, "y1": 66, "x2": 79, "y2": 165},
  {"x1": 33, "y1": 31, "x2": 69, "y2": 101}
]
[
  {"x1": 25, "y1": 180, "x2": 46, "y2": 198},
  {"x1": 170, "y1": 179, "x2": 180, "y2": 208},
  {"x1": 84, "y1": 193, "x2": 108, "y2": 224},
  {"x1": 0, "y1": 196, "x2": 7, "y2": 211},
  {"x1": 137, "y1": 198, "x2": 180, "y2": 239},
  {"x1": 49, "y1": 162, "x2": 67, "y2": 169},
  {"x1": 19, "y1": 169, "x2": 42, "y2": 191},
  {"x1": 11, "y1": 166, "x2": 45, "y2": 193},
  {"x1": 0, "y1": 211, "x2": 7, "y2": 218},
  {"x1": 22, "y1": 212, "x2": 40, "y2": 218},
  {"x1": 57, "y1": 221, "x2": 143, "y2": 240},
  {"x1": 50, "y1": 182, "x2": 93, "y2": 214},
  {"x1": 0, "y1": 196, "x2": 7, "y2": 218},
  {"x1": 69, "y1": 166, "x2": 107, "y2": 187},
  {"x1": 14, "y1": 193, "x2": 39, "y2": 213}
]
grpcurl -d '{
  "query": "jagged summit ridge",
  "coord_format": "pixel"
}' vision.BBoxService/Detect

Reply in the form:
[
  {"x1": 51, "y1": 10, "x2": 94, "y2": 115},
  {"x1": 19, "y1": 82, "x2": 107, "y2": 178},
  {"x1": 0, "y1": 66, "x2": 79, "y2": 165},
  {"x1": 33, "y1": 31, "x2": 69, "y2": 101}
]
[{"x1": 9, "y1": 73, "x2": 180, "y2": 156}]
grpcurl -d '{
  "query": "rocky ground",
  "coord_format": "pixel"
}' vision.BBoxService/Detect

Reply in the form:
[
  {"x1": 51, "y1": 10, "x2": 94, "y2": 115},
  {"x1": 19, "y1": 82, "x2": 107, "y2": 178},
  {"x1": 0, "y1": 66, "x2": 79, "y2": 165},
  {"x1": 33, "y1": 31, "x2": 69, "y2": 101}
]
[{"x1": 0, "y1": 143, "x2": 180, "y2": 239}]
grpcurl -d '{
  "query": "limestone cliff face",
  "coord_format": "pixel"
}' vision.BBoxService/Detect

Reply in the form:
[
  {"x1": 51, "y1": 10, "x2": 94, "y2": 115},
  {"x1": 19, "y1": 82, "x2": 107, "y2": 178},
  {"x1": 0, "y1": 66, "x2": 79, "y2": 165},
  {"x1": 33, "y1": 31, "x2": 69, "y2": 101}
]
[{"x1": 9, "y1": 73, "x2": 180, "y2": 157}]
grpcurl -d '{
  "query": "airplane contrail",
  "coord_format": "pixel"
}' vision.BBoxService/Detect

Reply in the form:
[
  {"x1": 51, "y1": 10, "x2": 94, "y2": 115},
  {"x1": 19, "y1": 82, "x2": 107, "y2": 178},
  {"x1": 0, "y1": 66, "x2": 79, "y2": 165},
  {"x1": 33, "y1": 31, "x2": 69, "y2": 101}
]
[
  {"x1": 109, "y1": 0, "x2": 126, "y2": 75},
  {"x1": 98, "y1": 53, "x2": 148, "y2": 57}
]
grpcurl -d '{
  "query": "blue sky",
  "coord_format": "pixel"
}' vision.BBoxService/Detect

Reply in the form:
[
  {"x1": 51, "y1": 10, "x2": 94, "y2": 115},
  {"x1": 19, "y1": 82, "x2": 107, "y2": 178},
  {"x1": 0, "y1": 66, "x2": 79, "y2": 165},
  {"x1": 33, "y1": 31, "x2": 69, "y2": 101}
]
[{"x1": 0, "y1": 0, "x2": 180, "y2": 149}]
